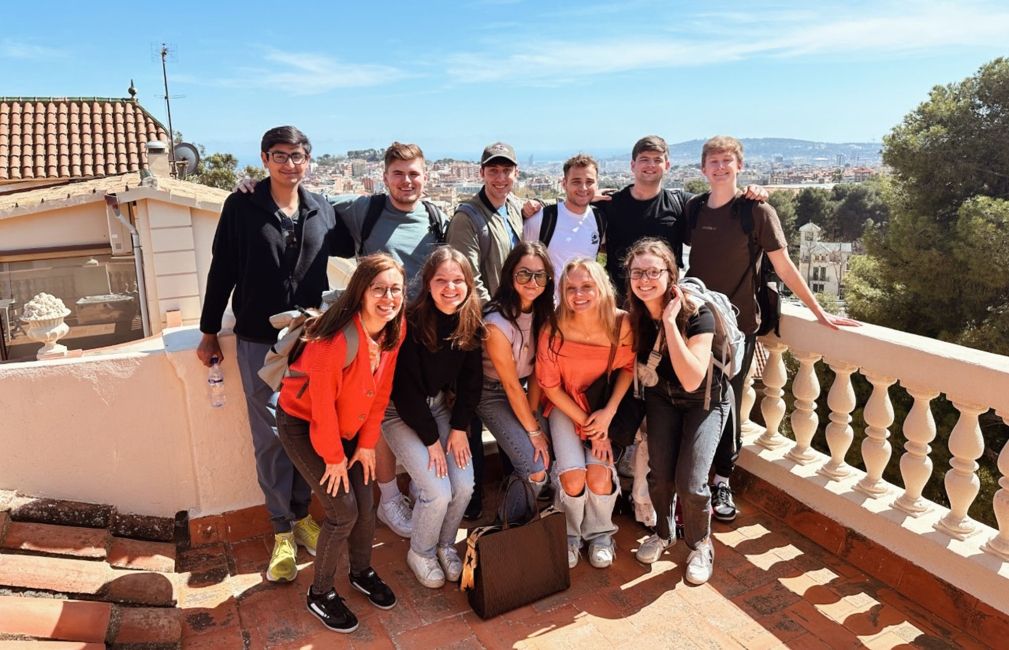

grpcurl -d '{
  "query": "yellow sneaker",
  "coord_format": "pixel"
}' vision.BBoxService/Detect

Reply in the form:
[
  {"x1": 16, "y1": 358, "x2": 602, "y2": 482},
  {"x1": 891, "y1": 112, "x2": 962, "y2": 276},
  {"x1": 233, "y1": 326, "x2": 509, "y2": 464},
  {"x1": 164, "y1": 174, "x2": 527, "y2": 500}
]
[
  {"x1": 293, "y1": 515, "x2": 320, "y2": 556},
  {"x1": 267, "y1": 532, "x2": 297, "y2": 582}
]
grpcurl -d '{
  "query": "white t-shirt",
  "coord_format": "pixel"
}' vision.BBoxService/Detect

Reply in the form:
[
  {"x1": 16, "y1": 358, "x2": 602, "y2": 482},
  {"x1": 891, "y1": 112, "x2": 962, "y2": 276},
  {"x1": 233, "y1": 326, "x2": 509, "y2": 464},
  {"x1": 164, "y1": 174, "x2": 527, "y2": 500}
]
[{"x1": 523, "y1": 201, "x2": 601, "y2": 302}]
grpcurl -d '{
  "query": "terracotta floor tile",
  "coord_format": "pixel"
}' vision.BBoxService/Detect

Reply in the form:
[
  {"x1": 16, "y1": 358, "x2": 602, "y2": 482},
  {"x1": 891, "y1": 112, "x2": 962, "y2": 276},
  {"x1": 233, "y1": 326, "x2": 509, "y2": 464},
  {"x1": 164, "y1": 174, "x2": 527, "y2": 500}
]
[
  {"x1": 224, "y1": 505, "x2": 273, "y2": 543},
  {"x1": 392, "y1": 612, "x2": 481, "y2": 648},
  {"x1": 0, "y1": 643, "x2": 106, "y2": 650},
  {"x1": 112, "y1": 606, "x2": 181, "y2": 645},
  {"x1": 731, "y1": 580, "x2": 802, "y2": 617},
  {"x1": 188, "y1": 513, "x2": 226, "y2": 547},
  {"x1": 181, "y1": 600, "x2": 241, "y2": 639},
  {"x1": 177, "y1": 624, "x2": 248, "y2": 649},
  {"x1": 107, "y1": 536, "x2": 176, "y2": 572},
  {"x1": 0, "y1": 595, "x2": 111, "y2": 643},
  {"x1": 897, "y1": 561, "x2": 978, "y2": 630},
  {"x1": 1, "y1": 521, "x2": 108, "y2": 559}
]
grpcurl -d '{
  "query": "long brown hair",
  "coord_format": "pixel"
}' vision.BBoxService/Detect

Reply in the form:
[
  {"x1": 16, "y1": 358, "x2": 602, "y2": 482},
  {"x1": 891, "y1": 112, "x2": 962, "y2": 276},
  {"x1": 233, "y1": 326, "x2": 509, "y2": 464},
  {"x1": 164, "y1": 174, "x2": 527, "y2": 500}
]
[
  {"x1": 623, "y1": 238, "x2": 697, "y2": 350},
  {"x1": 549, "y1": 257, "x2": 619, "y2": 355},
  {"x1": 408, "y1": 246, "x2": 483, "y2": 352},
  {"x1": 303, "y1": 253, "x2": 405, "y2": 351}
]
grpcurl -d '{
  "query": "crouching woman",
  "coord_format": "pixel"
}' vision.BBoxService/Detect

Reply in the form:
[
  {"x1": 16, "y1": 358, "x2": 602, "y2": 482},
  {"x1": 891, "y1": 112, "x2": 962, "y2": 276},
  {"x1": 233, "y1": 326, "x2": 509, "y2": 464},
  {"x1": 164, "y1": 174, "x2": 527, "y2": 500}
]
[{"x1": 276, "y1": 253, "x2": 406, "y2": 634}]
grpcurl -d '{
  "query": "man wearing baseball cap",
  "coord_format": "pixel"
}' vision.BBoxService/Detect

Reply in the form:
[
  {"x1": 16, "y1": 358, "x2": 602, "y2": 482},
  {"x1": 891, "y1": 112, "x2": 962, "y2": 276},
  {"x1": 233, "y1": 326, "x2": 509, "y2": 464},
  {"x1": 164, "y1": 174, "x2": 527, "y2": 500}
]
[{"x1": 447, "y1": 142, "x2": 526, "y2": 304}]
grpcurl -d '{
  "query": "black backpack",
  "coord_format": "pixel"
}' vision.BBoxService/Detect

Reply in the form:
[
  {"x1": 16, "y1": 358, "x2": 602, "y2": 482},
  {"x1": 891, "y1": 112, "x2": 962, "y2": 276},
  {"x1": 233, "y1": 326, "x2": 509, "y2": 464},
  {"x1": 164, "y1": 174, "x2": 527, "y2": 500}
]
[
  {"x1": 359, "y1": 194, "x2": 446, "y2": 256},
  {"x1": 537, "y1": 202, "x2": 606, "y2": 252},
  {"x1": 687, "y1": 193, "x2": 781, "y2": 337}
]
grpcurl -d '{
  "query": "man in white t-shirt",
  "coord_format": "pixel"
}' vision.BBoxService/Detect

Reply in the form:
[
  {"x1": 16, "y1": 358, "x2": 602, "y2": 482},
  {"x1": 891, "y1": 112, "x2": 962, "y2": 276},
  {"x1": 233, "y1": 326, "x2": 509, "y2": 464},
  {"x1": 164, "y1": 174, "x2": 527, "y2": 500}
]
[{"x1": 523, "y1": 153, "x2": 604, "y2": 301}]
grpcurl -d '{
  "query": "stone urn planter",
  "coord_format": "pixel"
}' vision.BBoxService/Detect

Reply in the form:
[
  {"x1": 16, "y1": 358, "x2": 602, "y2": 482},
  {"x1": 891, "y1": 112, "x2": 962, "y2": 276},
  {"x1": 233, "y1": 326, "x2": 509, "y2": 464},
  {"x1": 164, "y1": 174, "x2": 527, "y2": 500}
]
[{"x1": 20, "y1": 293, "x2": 72, "y2": 360}]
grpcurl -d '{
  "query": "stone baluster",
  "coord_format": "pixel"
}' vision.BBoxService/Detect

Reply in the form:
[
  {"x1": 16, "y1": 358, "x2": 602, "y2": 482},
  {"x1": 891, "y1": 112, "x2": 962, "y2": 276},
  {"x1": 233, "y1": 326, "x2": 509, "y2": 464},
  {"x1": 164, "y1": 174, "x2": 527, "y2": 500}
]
[
  {"x1": 739, "y1": 363, "x2": 758, "y2": 434},
  {"x1": 855, "y1": 373, "x2": 896, "y2": 497},
  {"x1": 893, "y1": 385, "x2": 940, "y2": 515},
  {"x1": 935, "y1": 400, "x2": 985, "y2": 539},
  {"x1": 786, "y1": 350, "x2": 822, "y2": 464},
  {"x1": 819, "y1": 361, "x2": 857, "y2": 479},
  {"x1": 984, "y1": 410, "x2": 1009, "y2": 560},
  {"x1": 756, "y1": 341, "x2": 789, "y2": 449}
]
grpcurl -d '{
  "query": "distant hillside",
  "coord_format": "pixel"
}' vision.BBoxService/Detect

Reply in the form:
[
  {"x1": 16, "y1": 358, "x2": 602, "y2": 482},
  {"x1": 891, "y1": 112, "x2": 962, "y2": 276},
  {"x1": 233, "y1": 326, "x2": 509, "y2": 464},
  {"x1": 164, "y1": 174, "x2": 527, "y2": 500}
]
[{"x1": 663, "y1": 138, "x2": 882, "y2": 164}]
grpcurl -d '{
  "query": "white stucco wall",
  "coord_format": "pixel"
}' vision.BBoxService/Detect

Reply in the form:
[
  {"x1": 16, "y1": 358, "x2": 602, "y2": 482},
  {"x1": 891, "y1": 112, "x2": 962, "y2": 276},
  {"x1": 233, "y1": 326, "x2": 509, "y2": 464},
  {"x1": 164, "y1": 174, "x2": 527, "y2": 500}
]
[{"x1": 0, "y1": 202, "x2": 110, "y2": 250}]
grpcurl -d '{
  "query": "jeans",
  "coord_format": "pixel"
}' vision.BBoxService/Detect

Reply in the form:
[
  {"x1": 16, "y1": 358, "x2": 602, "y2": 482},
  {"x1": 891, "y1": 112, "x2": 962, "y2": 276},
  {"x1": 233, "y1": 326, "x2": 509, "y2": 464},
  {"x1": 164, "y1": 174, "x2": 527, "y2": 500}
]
[
  {"x1": 276, "y1": 407, "x2": 374, "y2": 591},
  {"x1": 548, "y1": 408, "x2": 618, "y2": 547},
  {"x1": 381, "y1": 392, "x2": 474, "y2": 558},
  {"x1": 645, "y1": 380, "x2": 732, "y2": 549},
  {"x1": 235, "y1": 337, "x2": 311, "y2": 533},
  {"x1": 711, "y1": 333, "x2": 756, "y2": 478},
  {"x1": 476, "y1": 380, "x2": 547, "y2": 523}
]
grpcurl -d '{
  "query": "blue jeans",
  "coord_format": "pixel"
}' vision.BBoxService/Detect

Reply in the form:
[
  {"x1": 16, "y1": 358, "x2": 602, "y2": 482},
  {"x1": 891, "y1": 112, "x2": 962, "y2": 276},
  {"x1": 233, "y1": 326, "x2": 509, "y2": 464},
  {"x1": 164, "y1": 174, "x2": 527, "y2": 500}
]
[
  {"x1": 548, "y1": 408, "x2": 618, "y2": 548},
  {"x1": 476, "y1": 380, "x2": 546, "y2": 523},
  {"x1": 381, "y1": 392, "x2": 474, "y2": 558},
  {"x1": 644, "y1": 380, "x2": 732, "y2": 549},
  {"x1": 235, "y1": 337, "x2": 311, "y2": 533}
]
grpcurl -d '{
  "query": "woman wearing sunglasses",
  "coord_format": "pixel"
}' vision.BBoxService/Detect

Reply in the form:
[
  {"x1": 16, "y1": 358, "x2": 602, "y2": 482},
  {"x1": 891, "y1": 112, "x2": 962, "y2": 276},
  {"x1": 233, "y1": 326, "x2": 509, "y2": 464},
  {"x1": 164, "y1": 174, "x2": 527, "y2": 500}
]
[{"x1": 476, "y1": 242, "x2": 558, "y2": 522}]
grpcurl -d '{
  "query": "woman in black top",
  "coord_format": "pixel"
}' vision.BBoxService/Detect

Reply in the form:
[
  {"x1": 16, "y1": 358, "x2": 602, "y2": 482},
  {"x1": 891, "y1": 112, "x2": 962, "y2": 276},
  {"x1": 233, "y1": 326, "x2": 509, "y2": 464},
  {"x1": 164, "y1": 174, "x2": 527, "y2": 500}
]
[
  {"x1": 382, "y1": 246, "x2": 483, "y2": 589},
  {"x1": 624, "y1": 238, "x2": 731, "y2": 586}
]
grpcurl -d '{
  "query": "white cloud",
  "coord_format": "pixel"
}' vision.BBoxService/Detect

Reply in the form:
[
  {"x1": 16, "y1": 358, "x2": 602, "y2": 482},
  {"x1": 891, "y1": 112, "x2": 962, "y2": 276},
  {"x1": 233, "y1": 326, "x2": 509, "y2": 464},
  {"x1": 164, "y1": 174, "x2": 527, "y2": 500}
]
[
  {"x1": 0, "y1": 38, "x2": 65, "y2": 60},
  {"x1": 444, "y1": 2, "x2": 1009, "y2": 83}
]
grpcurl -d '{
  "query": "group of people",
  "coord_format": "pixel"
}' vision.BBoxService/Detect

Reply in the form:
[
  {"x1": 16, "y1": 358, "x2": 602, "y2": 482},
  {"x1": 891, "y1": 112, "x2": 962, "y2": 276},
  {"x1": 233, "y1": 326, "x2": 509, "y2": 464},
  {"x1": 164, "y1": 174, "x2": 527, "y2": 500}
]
[{"x1": 197, "y1": 127, "x2": 858, "y2": 634}]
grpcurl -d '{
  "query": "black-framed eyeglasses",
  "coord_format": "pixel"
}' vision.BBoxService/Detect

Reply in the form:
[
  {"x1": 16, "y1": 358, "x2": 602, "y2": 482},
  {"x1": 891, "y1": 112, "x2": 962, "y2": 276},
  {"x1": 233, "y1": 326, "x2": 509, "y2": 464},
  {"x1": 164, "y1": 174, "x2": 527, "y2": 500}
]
[
  {"x1": 629, "y1": 268, "x2": 668, "y2": 281},
  {"x1": 268, "y1": 150, "x2": 308, "y2": 165},
  {"x1": 515, "y1": 269, "x2": 549, "y2": 287}
]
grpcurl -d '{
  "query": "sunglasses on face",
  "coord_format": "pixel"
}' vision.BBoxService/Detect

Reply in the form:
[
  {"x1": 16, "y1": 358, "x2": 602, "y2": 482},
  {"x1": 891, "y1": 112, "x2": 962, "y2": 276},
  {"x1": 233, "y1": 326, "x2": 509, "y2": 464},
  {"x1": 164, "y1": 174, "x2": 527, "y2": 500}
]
[{"x1": 515, "y1": 269, "x2": 549, "y2": 287}]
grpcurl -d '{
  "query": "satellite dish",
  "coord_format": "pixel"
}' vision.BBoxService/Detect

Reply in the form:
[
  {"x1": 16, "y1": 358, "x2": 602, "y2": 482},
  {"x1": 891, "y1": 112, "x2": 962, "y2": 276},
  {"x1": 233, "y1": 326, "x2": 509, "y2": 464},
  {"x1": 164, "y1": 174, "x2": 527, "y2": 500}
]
[{"x1": 173, "y1": 142, "x2": 200, "y2": 177}]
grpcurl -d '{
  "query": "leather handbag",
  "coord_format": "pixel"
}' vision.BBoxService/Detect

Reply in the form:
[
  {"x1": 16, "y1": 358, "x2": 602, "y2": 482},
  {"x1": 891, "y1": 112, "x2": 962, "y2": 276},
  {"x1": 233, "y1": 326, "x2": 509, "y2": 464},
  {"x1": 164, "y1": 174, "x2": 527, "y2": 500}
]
[{"x1": 460, "y1": 481, "x2": 570, "y2": 619}]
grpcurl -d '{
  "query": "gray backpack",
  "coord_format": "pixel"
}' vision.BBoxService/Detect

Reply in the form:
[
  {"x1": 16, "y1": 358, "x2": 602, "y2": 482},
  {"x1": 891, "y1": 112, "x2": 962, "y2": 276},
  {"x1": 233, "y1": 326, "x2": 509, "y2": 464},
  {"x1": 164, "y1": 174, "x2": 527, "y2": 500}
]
[{"x1": 258, "y1": 290, "x2": 358, "y2": 393}]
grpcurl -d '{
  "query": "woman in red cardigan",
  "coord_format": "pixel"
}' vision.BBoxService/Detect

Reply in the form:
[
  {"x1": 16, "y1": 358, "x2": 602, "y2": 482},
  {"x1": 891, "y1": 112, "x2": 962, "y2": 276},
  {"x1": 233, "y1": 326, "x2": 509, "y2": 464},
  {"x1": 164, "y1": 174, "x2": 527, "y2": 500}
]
[{"x1": 276, "y1": 253, "x2": 406, "y2": 635}]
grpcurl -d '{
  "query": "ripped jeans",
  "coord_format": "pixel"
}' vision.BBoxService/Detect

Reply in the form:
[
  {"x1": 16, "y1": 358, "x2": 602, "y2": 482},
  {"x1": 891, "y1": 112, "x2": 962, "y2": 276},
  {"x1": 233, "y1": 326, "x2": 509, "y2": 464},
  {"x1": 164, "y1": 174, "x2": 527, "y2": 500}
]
[{"x1": 549, "y1": 408, "x2": 619, "y2": 548}]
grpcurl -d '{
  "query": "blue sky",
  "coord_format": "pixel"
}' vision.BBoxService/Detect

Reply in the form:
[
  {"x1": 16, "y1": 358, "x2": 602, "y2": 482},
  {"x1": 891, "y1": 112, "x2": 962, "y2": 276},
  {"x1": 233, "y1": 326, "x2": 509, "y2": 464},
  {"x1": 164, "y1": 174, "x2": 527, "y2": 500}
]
[{"x1": 2, "y1": 0, "x2": 1007, "y2": 162}]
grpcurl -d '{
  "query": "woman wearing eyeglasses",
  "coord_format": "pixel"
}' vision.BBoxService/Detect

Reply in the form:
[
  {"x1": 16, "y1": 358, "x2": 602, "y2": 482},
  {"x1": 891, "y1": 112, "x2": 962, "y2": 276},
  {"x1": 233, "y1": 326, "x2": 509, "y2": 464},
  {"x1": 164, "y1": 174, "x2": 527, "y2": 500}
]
[
  {"x1": 476, "y1": 242, "x2": 557, "y2": 522},
  {"x1": 382, "y1": 246, "x2": 484, "y2": 589},
  {"x1": 624, "y1": 238, "x2": 731, "y2": 586},
  {"x1": 275, "y1": 253, "x2": 406, "y2": 634},
  {"x1": 537, "y1": 258, "x2": 634, "y2": 569}
]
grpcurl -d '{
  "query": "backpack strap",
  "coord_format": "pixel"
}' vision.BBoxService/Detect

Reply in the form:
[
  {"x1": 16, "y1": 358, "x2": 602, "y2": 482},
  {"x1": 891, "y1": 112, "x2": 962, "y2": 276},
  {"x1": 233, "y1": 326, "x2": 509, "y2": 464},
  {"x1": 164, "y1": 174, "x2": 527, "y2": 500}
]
[
  {"x1": 686, "y1": 191, "x2": 710, "y2": 234},
  {"x1": 591, "y1": 205, "x2": 606, "y2": 249},
  {"x1": 538, "y1": 203, "x2": 559, "y2": 247},
  {"x1": 359, "y1": 194, "x2": 387, "y2": 256},
  {"x1": 342, "y1": 319, "x2": 359, "y2": 369},
  {"x1": 455, "y1": 202, "x2": 492, "y2": 261},
  {"x1": 422, "y1": 200, "x2": 447, "y2": 243}
]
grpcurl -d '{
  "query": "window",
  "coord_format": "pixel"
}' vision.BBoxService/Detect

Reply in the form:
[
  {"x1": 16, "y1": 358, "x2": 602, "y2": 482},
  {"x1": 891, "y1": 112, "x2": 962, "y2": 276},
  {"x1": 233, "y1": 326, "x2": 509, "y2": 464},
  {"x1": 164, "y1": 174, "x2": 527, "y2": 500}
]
[
  {"x1": 812, "y1": 283, "x2": 825, "y2": 293},
  {"x1": 0, "y1": 253, "x2": 143, "y2": 362}
]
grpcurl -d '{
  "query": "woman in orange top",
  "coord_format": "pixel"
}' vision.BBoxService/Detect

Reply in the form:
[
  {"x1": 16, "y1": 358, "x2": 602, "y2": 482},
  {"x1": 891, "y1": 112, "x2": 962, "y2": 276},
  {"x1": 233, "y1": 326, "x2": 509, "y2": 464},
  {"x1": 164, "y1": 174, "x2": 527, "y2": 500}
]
[
  {"x1": 536, "y1": 258, "x2": 634, "y2": 570},
  {"x1": 276, "y1": 253, "x2": 406, "y2": 635}
]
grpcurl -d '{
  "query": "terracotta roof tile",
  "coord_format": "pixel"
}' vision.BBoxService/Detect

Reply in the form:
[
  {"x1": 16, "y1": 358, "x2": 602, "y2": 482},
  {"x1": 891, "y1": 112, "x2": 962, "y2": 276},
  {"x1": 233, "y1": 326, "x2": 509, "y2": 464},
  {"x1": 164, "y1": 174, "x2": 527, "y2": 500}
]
[{"x1": 0, "y1": 97, "x2": 169, "y2": 185}]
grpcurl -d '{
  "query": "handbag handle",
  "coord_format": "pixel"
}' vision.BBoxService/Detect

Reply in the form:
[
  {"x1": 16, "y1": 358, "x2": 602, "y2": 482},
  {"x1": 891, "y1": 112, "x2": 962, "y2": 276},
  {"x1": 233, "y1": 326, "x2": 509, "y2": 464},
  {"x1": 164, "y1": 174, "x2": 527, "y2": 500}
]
[{"x1": 499, "y1": 475, "x2": 539, "y2": 530}]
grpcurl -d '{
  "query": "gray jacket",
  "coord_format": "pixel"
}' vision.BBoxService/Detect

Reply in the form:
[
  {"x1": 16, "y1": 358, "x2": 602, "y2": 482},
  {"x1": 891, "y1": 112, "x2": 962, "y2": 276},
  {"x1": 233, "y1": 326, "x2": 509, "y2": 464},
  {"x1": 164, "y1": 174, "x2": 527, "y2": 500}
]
[{"x1": 446, "y1": 188, "x2": 524, "y2": 304}]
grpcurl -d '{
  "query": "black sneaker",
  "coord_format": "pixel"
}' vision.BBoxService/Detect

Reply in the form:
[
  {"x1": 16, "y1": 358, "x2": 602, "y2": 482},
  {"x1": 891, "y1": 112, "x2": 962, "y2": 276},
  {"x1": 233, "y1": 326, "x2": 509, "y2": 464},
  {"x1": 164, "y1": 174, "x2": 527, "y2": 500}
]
[
  {"x1": 350, "y1": 567, "x2": 397, "y2": 610},
  {"x1": 463, "y1": 496, "x2": 483, "y2": 521},
  {"x1": 306, "y1": 588, "x2": 358, "y2": 633},
  {"x1": 711, "y1": 482, "x2": 737, "y2": 522}
]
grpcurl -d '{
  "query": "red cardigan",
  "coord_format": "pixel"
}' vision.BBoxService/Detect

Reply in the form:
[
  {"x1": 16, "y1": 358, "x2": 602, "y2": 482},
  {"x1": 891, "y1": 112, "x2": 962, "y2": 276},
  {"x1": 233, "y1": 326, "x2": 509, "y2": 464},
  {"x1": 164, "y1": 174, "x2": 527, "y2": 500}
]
[{"x1": 278, "y1": 315, "x2": 404, "y2": 464}]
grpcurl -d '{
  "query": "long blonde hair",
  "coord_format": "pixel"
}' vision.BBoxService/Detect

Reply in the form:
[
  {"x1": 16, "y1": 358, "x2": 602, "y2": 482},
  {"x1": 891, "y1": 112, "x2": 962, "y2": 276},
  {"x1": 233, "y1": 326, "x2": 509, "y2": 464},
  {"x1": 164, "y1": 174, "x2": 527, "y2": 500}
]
[{"x1": 550, "y1": 258, "x2": 619, "y2": 354}]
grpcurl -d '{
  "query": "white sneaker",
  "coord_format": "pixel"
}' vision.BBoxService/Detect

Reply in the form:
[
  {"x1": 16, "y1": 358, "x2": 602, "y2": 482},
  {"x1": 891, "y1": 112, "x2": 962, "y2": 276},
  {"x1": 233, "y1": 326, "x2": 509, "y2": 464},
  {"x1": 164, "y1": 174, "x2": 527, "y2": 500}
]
[
  {"x1": 377, "y1": 495, "x2": 413, "y2": 538},
  {"x1": 406, "y1": 549, "x2": 445, "y2": 589},
  {"x1": 567, "y1": 542, "x2": 581, "y2": 569},
  {"x1": 685, "y1": 537, "x2": 714, "y2": 585},
  {"x1": 437, "y1": 544, "x2": 463, "y2": 582},
  {"x1": 635, "y1": 534, "x2": 672, "y2": 564},
  {"x1": 588, "y1": 541, "x2": 615, "y2": 569}
]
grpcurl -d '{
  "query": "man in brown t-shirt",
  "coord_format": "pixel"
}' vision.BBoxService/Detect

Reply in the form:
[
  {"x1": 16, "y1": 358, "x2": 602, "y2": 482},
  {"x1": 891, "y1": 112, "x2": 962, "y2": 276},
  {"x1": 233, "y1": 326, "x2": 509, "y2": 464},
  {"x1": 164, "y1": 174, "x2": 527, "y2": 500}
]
[{"x1": 686, "y1": 136, "x2": 859, "y2": 523}]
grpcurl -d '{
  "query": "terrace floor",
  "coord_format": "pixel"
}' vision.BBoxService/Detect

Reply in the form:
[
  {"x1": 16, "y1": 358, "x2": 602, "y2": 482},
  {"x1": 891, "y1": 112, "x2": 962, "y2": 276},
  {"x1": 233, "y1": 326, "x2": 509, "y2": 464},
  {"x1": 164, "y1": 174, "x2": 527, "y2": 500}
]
[{"x1": 2, "y1": 469, "x2": 998, "y2": 650}]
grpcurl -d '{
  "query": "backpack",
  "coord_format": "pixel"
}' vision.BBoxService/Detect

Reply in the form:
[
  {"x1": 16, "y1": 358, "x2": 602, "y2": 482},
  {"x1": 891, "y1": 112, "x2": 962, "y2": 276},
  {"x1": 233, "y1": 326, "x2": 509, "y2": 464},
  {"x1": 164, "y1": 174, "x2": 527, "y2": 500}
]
[
  {"x1": 359, "y1": 194, "x2": 445, "y2": 256},
  {"x1": 454, "y1": 202, "x2": 493, "y2": 261},
  {"x1": 257, "y1": 290, "x2": 359, "y2": 393},
  {"x1": 686, "y1": 192, "x2": 781, "y2": 337},
  {"x1": 677, "y1": 277, "x2": 747, "y2": 410},
  {"x1": 537, "y1": 202, "x2": 606, "y2": 252}
]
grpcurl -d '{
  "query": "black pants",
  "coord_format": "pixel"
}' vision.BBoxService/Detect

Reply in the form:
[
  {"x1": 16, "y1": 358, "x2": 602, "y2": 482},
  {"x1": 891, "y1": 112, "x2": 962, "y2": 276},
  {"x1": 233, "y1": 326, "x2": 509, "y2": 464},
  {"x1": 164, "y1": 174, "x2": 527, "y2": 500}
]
[
  {"x1": 276, "y1": 406, "x2": 375, "y2": 593},
  {"x1": 711, "y1": 333, "x2": 757, "y2": 478}
]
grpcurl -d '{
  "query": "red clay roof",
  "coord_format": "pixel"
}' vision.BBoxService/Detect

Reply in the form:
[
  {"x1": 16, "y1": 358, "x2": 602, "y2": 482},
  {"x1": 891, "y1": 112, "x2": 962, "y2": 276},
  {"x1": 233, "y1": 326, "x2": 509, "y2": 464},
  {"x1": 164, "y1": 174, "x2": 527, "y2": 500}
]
[{"x1": 0, "y1": 97, "x2": 169, "y2": 182}]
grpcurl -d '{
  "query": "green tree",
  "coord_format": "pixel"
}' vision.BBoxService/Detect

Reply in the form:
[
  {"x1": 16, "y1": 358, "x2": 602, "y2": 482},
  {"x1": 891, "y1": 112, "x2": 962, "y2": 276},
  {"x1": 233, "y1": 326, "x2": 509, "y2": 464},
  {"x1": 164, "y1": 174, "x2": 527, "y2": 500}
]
[
  {"x1": 767, "y1": 190, "x2": 798, "y2": 251},
  {"x1": 794, "y1": 187, "x2": 832, "y2": 227},
  {"x1": 827, "y1": 180, "x2": 890, "y2": 241},
  {"x1": 683, "y1": 179, "x2": 708, "y2": 194}
]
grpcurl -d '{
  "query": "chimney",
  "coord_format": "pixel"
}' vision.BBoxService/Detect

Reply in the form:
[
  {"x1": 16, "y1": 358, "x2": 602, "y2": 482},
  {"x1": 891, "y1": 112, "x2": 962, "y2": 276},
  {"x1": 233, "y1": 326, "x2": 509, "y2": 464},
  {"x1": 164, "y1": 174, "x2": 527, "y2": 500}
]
[{"x1": 146, "y1": 141, "x2": 171, "y2": 177}]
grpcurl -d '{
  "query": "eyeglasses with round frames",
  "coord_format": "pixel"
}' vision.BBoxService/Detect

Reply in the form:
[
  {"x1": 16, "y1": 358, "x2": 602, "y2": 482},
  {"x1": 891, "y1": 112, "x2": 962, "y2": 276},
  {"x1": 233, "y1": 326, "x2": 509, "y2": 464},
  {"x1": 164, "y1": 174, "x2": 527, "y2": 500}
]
[
  {"x1": 629, "y1": 268, "x2": 669, "y2": 281},
  {"x1": 368, "y1": 285, "x2": 403, "y2": 299},
  {"x1": 268, "y1": 150, "x2": 308, "y2": 165},
  {"x1": 514, "y1": 269, "x2": 548, "y2": 287}
]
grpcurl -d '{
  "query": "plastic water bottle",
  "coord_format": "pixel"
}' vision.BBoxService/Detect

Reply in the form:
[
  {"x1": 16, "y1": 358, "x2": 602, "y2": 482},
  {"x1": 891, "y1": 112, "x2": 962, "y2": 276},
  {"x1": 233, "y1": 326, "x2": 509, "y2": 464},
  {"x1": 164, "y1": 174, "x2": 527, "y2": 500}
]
[{"x1": 208, "y1": 356, "x2": 226, "y2": 408}]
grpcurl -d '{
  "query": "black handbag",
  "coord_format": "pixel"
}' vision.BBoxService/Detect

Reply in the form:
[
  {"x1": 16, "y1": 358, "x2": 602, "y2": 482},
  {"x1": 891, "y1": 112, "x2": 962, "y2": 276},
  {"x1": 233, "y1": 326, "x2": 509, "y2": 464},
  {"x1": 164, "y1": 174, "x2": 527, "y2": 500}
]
[{"x1": 460, "y1": 480, "x2": 570, "y2": 619}]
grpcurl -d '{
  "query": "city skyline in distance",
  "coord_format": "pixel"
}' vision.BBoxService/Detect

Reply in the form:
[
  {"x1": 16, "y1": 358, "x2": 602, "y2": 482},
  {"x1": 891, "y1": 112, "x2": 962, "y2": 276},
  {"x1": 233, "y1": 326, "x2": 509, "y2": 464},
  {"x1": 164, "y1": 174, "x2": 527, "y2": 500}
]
[{"x1": 2, "y1": 1, "x2": 1006, "y2": 163}]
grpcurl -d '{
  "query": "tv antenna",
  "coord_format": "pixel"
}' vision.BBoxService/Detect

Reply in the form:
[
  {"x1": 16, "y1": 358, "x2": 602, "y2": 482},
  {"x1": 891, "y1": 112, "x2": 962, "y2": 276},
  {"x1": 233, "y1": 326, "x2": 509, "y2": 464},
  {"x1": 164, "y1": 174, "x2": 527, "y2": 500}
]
[{"x1": 158, "y1": 43, "x2": 178, "y2": 177}]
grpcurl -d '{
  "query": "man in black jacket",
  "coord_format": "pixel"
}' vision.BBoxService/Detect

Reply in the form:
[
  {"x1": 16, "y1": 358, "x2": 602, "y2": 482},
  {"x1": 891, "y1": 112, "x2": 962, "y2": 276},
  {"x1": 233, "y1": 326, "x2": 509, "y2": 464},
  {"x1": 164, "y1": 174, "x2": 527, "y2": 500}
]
[{"x1": 198, "y1": 126, "x2": 344, "y2": 583}]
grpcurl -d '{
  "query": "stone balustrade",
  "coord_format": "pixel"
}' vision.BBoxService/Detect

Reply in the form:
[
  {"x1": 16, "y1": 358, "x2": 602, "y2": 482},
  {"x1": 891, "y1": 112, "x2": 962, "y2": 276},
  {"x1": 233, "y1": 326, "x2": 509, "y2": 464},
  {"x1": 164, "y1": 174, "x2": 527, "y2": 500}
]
[{"x1": 738, "y1": 303, "x2": 1009, "y2": 614}]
